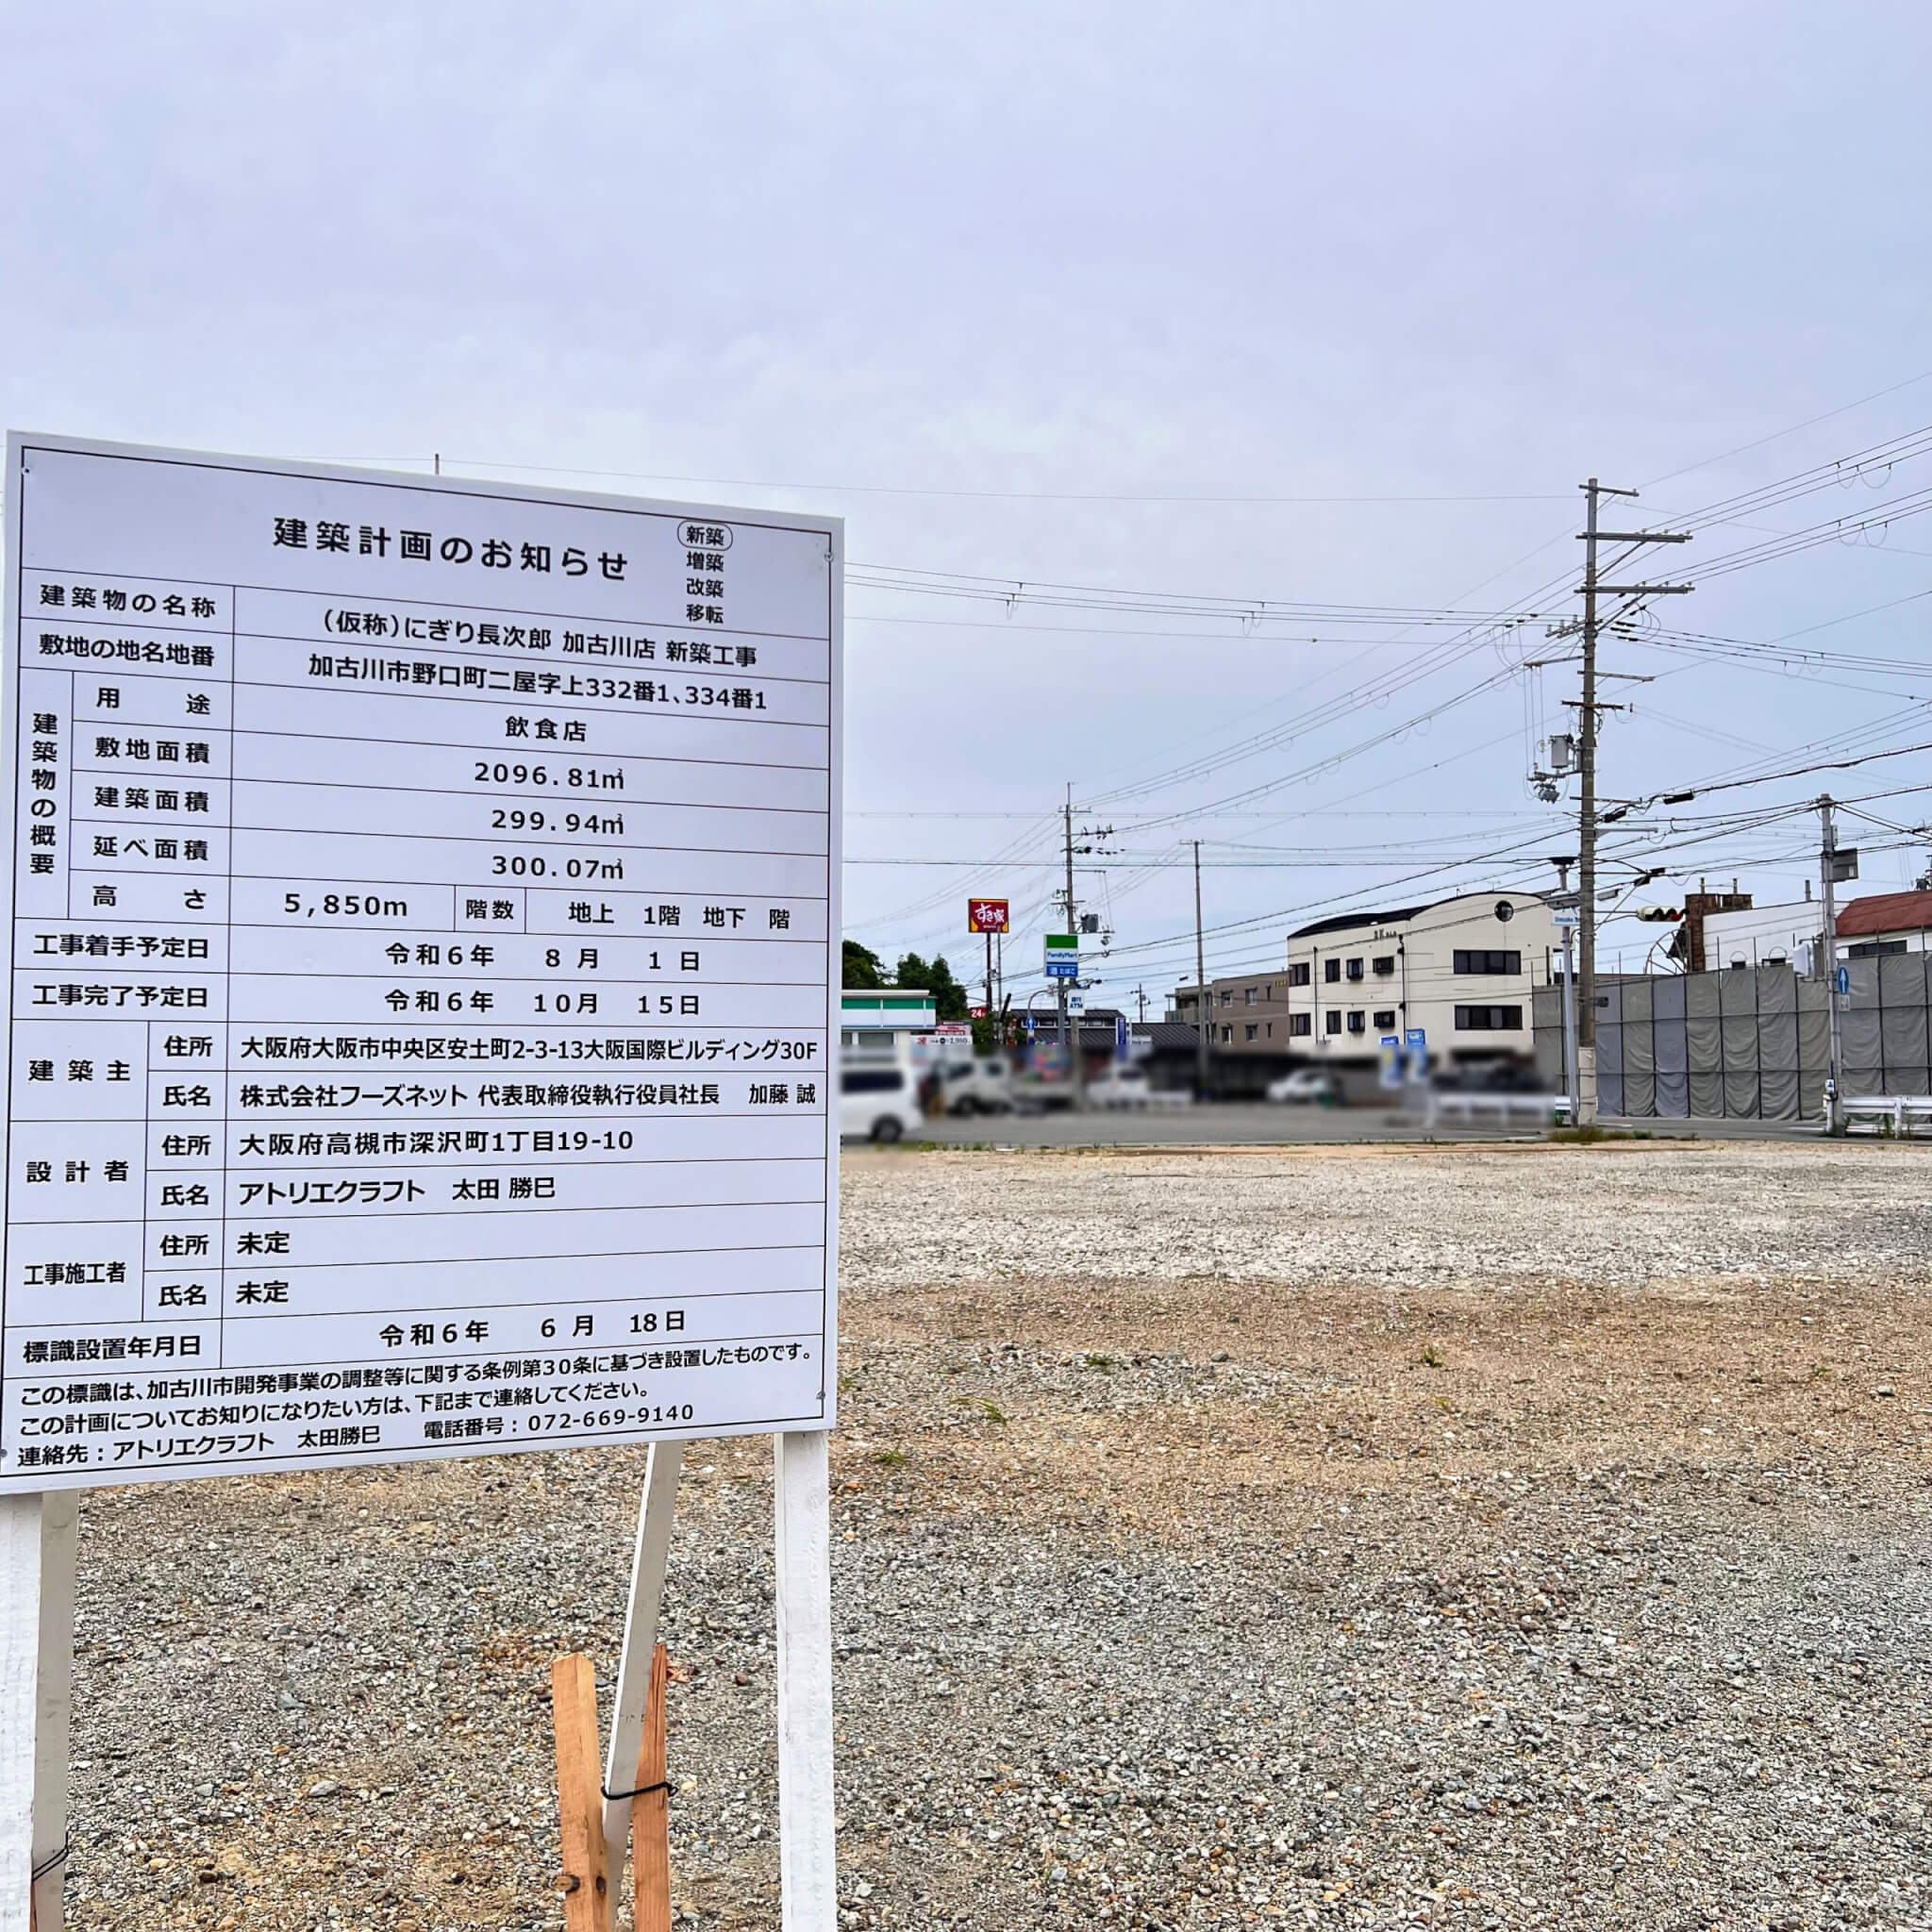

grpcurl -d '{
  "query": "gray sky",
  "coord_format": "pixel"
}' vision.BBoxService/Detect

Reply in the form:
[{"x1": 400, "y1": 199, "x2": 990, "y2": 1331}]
[{"x1": 7, "y1": 2, "x2": 1931, "y2": 1003}]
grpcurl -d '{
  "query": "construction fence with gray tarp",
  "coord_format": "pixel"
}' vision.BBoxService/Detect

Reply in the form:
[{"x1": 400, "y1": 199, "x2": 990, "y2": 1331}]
[{"x1": 1533, "y1": 957, "x2": 1932, "y2": 1120}]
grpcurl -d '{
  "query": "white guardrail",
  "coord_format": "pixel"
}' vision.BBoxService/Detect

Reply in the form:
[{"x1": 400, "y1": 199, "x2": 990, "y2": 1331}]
[
  {"x1": 1840, "y1": 1095, "x2": 1932, "y2": 1135},
  {"x1": 1424, "y1": 1091, "x2": 1560, "y2": 1128}
]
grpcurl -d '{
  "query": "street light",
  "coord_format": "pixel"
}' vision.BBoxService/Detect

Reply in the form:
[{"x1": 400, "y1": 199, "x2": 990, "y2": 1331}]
[{"x1": 1021, "y1": 988, "x2": 1068, "y2": 1079}]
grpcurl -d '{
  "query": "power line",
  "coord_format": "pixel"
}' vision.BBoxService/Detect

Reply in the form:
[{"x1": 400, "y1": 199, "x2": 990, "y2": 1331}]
[
  {"x1": 1041, "y1": 785, "x2": 1870, "y2": 992},
  {"x1": 850, "y1": 404, "x2": 1932, "y2": 973},
  {"x1": 847, "y1": 561, "x2": 1534, "y2": 627},
  {"x1": 1642, "y1": 736, "x2": 1932, "y2": 806},
  {"x1": 1641, "y1": 367, "x2": 1932, "y2": 490},
  {"x1": 1689, "y1": 486, "x2": 1932, "y2": 581},
  {"x1": 1652, "y1": 422, "x2": 1932, "y2": 536},
  {"x1": 369, "y1": 455, "x2": 1576, "y2": 508}
]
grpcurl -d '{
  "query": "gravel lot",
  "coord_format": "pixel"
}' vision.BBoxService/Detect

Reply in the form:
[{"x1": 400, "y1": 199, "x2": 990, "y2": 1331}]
[{"x1": 63, "y1": 1141, "x2": 1932, "y2": 1931}]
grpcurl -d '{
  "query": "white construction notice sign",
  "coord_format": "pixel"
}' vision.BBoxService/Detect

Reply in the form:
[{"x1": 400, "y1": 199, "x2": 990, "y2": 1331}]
[{"x1": 0, "y1": 434, "x2": 841, "y2": 1488}]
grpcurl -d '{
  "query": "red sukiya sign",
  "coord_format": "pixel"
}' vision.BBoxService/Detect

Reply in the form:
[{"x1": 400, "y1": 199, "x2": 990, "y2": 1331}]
[{"x1": 967, "y1": 898, "x2": 1010, "y2": 935}]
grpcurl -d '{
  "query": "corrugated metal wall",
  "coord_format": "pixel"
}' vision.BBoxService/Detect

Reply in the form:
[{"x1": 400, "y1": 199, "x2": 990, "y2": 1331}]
[{"x1": 1583, "y1": 959, "x2": 1929, "y2": 1120}]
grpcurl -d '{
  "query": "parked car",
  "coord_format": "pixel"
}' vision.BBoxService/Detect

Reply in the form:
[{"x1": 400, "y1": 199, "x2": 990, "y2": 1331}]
[
  {"x1": 1265, "y1": 1068, "x2": 1341, "y2": 1106},
  {"x1": 1010, "y1": 1063, "x2": 1078, "y2": 1112},
  {"x1": 1087, "y1": 1065, "x2": 1158, "y2": 1108},
  {"x1": 936, "y1": 1057, "x2": 1014, "y2": 1115},
  {"x1": 839, "y1": 1063, "x2": 923, "y2": 1142},
  {"x1": 1432, "y1": 1058, "x2": 1547, "y2": 1094}
]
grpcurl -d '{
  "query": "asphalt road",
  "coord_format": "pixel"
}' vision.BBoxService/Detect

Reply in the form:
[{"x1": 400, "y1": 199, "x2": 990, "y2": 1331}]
[{"x1": 902, "y1": 1102, "x2": 1834, "y2": 1147}]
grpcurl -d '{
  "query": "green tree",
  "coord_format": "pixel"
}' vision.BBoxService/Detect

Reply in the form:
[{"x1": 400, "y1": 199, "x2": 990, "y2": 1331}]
[
  {"x1": 894, "y1": 950, "x2": 971, "y2": 1024},
  {"x1": 841, "y1": 938, "x2": 885, "y2": 990}
]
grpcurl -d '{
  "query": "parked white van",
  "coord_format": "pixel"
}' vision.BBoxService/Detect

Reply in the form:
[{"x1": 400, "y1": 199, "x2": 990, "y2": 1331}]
[{"x1": 839, "y1": 1063, "x2": 923, "y2": 1142}]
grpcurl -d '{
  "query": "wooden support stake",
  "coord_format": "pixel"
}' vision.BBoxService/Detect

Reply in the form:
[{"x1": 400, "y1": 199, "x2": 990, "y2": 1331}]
[
  {"x1": 551, "y1": 1655, "x2": 610, "y2": 1932},
  {"x1": 600, "y1": 1441, "x2": 683, "y2": 1878},
  {"x1": 633, "y1": 1641, "x2": 672, "y2": 1932}
]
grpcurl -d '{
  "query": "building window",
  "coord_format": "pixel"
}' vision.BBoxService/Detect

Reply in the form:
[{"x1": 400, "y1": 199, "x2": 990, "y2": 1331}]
[
  {"x1": 1346, "y1": 1010, "x2": 1366, "y2": 1033},
  {"x1": 1289, "y1": 962, "x2": 1311, "y2": 987},
  {"x1": 1345, "y1": 958, "x2": 1364, "y2": 981},
  {"x1": 1291, "y1": 1013, "x2": 1312, "y2": 1038},
  {"x1": 1324, "y1": 958, "x2": 1341, "y2": 984},
  {"x1": 1452, "y1": 949, "x2": 1522, "y2": 975},
  {"x1": 1373, "y1": 955, "x2": 1395, "y2": 976},
  {"x1": 1847, "y1": 939, "x2": 1907, "y2": 958},
  {"x1": 1244, "y1": 987, "x2": 1257, "y2": 1005},
  {"x1": 1265, "y1": 1021, "x2": 1273, "y2": 1038},
  {"x1": 1455, "y1": 1004, "x2": 1524, "y2": 1031},
  {"x1": 1324, "y1": 1010, "x2": 1342, "y2": 1035},
  {"x1": 1244, "y1": 1024, "x2": 1258, "y2": 1041},
  {"x1": 1374, "y1": 1008, "x2": 1396, "y2": 1028}
]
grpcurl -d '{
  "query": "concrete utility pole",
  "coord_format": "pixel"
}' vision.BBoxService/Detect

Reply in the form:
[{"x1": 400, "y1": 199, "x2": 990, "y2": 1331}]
[
  {"x1": 1193, "y1": 839, "x2": 1209, "y2": 1099},
  {"x1": 1060, "y1": 793, "x2": 1086, "y2": 1107},
  {"x1": 1819, "y1": 794, "x2": 1846, "y2": 1134},
  {"x1": 1574, "y1": 479, "x2": 1691, "y2": 1124}
]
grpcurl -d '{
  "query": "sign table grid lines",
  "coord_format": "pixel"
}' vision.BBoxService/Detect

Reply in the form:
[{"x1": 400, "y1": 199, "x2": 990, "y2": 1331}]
[
  {"x1": 23, "y1": 564, "x2": 840, "y2": 652},
  {"x1": 1, "y1": 434, "x2": 842, "y2": 1491}
]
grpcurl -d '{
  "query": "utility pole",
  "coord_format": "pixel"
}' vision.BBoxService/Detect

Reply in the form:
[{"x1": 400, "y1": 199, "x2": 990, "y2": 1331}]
[
  {"x1": 1066, "y1": 795, "x2": 1081, "y2": 1105},
  {"x1": 1819, "y1": 795, "x2": 1846, "y2": 1134},
  {"x1": 1058, "y1": 792, "x2": 1090, "y2": 1106},
  {"x1": 1052, "y1": 799, "x2": 1114, "y2": 1104},
  {"x1": 1193, "y1": 839, "x2": 1209, "y2": 1099},
  {"x1": 1574, "y1": 479, "x2": 1692, "y2": 1123},
  {"x1": 1131, "y1": 985, "x2": 1148, "y2": 1024},
  {"x1": 1548, "y1": 855, "x2": 1578, "y2": 1124}
]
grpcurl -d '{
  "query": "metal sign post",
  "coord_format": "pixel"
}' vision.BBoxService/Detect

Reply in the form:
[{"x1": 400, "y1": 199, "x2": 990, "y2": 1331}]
[
  {"x1": 1044, "y1": 933, "x2": 1080, "y2": 1091},
  {"x1": 969, "y1": 902, "x2": 1008, "y2": 1048},
  {"x1": 1545, "y1": 857, "x2": 1581, "y2": 1124},
  {"x1": 0, "y1": 435, "x2": 843, "y2": 1928},
  {"x1": 1402, "y1": 1027, "x2": 1428, "y2": 1122},
  {"x1": 1377, "y1": 1035, "x2": 1402, "y2": 1090},
  {"x1": 1557, "y1": 919, "x2": 1579, "y2": 1123}
]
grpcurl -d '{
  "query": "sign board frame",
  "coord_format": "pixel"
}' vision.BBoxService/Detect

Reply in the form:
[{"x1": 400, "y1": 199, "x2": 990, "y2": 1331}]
[
  {"x1": 2, "y1": 431, "x2": 842, "y2": 1488},
  {"x1": 0, "y1": 433, "x2": 844, "y2": 1926},
  {"x1": 966, "y1": 897, "x2": 1008, "y2": 935}
]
